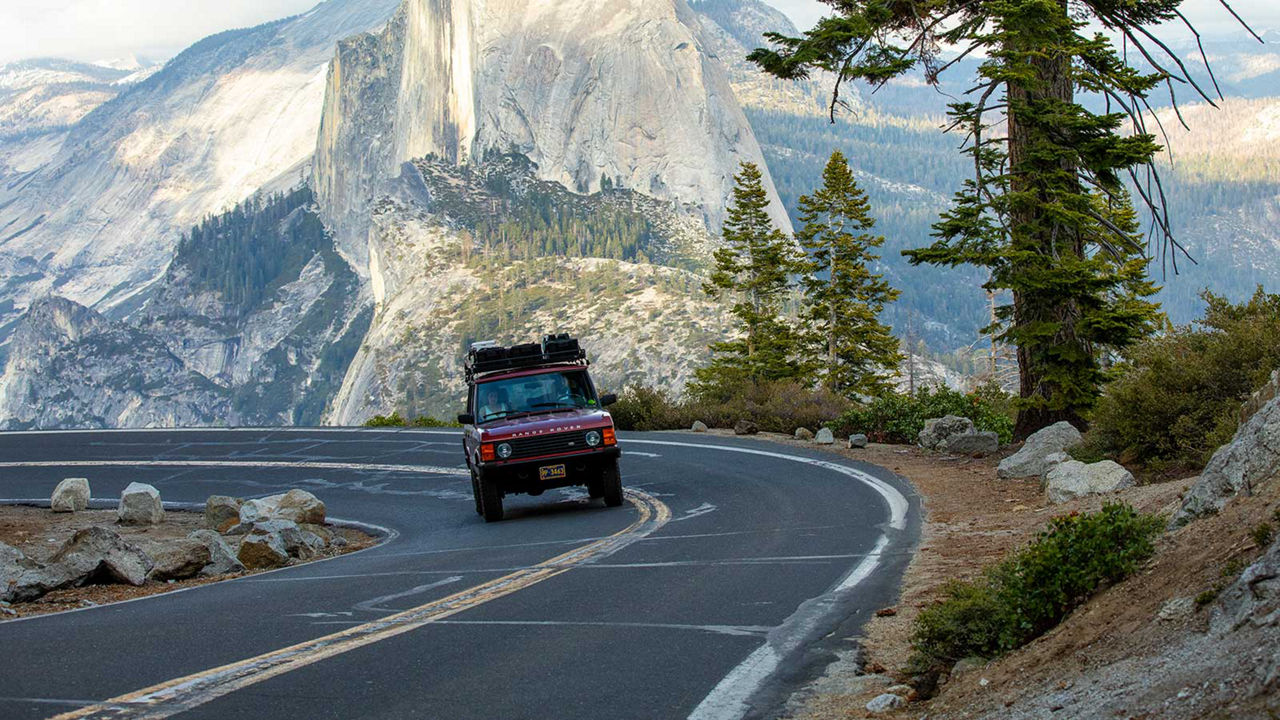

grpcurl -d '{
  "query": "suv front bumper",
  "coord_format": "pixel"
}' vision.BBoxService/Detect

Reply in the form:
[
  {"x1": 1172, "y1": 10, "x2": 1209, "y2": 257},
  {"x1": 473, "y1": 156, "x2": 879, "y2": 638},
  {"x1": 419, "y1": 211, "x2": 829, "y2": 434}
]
[{"x1": 478, "y1": 446, "x2": 620, "y2": 493}]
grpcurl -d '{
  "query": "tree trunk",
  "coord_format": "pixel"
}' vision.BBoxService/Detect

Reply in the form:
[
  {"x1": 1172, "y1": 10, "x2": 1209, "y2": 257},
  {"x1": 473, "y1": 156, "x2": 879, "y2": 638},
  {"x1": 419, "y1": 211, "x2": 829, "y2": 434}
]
[{"x1": 1006, "y1": 0, "x2": 1087, "y2": 440}]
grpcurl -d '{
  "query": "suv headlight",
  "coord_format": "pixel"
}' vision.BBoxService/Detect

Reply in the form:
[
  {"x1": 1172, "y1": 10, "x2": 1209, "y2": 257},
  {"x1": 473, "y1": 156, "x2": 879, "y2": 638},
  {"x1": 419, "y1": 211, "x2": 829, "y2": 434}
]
[
  {"x1": 585, "y1": 430, "x2": 602, "y2": 447},
  {"x1": 496, "y1": 443, "x2": 513, "y2": 459}
]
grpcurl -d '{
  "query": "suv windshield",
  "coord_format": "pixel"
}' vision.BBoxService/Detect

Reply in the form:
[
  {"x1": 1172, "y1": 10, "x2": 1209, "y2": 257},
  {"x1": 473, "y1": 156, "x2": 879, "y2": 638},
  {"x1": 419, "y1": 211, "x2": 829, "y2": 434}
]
[{"x1": 475, "y1": 370, "x2": 597, "y2": 423}]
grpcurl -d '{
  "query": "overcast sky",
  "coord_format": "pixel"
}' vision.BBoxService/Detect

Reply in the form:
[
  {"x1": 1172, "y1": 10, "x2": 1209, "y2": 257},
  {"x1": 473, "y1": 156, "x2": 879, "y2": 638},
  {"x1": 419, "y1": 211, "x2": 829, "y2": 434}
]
[{"x1": 0, "y1": 0, "x2": 1275, "y2": 66}]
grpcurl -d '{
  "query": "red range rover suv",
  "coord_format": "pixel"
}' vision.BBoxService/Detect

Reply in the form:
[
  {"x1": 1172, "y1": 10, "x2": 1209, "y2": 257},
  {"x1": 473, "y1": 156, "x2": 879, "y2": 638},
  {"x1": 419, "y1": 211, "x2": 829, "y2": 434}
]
[{"x1": 457, "y1": 334, "x2": 622, "y2": 522}]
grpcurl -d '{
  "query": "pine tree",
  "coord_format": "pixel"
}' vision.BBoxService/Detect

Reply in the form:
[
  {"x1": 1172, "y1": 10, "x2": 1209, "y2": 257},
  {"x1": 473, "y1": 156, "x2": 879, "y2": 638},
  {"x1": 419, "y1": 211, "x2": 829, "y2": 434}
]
[
  {"x1": 744, "y1": 0, "x2": 1244, "y2": 436},
  {"x1": 696, "y1": 162, "x2": 805, "y2": 394},
  {"x1": 797, "y1": 151, "x2": 902, "y2": 397}
]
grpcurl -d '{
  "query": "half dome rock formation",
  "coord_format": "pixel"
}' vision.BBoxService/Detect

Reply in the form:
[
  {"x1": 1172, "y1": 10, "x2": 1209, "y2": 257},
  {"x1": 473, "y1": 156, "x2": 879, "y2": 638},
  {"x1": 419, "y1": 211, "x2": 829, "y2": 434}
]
[{"x1": 315, "y1": 0, "x2": 789, "y2": 265}]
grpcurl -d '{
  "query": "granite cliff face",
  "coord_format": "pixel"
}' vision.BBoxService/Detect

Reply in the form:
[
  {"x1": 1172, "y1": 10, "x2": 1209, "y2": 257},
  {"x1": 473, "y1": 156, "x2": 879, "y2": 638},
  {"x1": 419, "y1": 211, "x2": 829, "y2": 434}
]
[
  {"x1": 315, "y1": 0, "x2": 789, "y2": 266},
  {"x1": 0, "y1": 0, "x2": 794, "y2": 428},
  {"x1": 314, "y1": 0, "x2": 791, "y2": 422},
  {"x1": 0, "y1": 297, "x2": 231, "y2": 429},
  {"x1": 0, "y1": 0, "x2": 400, "y2": 337}
]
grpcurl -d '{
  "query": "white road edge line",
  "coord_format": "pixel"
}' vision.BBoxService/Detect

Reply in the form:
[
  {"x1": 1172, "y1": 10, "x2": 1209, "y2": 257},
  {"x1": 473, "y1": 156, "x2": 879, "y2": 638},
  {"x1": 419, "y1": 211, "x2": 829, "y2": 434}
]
[
  {"x1": 3, "y1": 428, "x2": 911, "y2": 720},
  {"x1": 616, "y1": 439, "x2": 909, "y2": 720}
]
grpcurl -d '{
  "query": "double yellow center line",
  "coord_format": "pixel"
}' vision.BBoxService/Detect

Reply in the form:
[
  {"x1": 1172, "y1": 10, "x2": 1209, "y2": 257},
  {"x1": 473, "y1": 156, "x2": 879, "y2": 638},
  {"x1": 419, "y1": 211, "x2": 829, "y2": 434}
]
[{"x1": 56, "y1": 490, "x2": 671, "y2": 719}]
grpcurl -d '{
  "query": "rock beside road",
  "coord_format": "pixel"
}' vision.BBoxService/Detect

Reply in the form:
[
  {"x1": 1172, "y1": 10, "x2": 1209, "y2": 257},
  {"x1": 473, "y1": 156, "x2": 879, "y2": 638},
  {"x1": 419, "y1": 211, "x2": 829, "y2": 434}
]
[
  {"x1": 51, "y1": 478, "x2": 90, "y2": 513},
  {"x1": 1, "y1": 542, "x2": 40, "y2": 602},
  {"x1": 188, "y1": 530, "x2": 245, "y2": 576},
  {"x1": 144, "y1": 538, "x2": 211, "y2": 582},
  {"x1": 691, "y1": 420, "x2": 708, "y2": 432},
  {"x1": 49, "y1": 526, "x2": 153, "y2": 587},
  {"x1": 238, "y1": 529, "x2": 291, "y2": 570},
  {"x1": 848, "y1": 434, "x2": 869, "y2": 449},
  {"x1": 795, "y1": 427, "x2": 815, "y2": 441},
  {"x1": 118, "y1": 482, "x2": 164, "y2": 525},
  {"x1": 204, "y1": 496, "x2": 242, "y2": 532},
  {"x1": 814, "y1": 428, "x2": 835, "y2": 445},
  {"x1": 866, "y1": 692, "x2": 907, "y2": 712},
  {"x1": 240, "y1": 489, "x2": 326, "y2": 527},
  {"x1": 733, "y1": 419, "x2": 758, "y2": 436},
  {"x1": 918, "y1": 416, "x2": 975, "y2": 451},
  {"x1": 1174, "y1": 394, "x2": 1280, "y2": 526},
  {"x1": 998, "y1": 421, "x2": 1083, "y2": 479},
  {"x1": 942, "y1": 431, "x2": 1000, "y2": 457},
  {"x1": 235, "y1": 518, "x2": 329, "y2": 569},
  {"x1": 1044, "y1": 460, "x2": 1135, "y2": 504}
]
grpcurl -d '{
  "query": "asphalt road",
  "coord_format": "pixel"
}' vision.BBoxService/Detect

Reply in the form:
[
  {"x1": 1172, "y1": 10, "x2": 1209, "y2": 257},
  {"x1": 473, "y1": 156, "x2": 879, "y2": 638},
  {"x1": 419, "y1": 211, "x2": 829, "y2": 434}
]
[{"x1": 0, "y1": 428, "x2": 919, "y2": 720}]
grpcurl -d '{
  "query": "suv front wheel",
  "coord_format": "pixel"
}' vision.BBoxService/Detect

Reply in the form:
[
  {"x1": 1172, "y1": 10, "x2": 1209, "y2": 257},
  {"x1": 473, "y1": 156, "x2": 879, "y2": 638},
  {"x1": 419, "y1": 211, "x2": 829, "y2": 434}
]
[
  {"x1": 601, "y1": 460, "x2": 623, "y2": 507},
  {"x1": 470, "y1": 467, "x2": 483, "y2": 515},
  {"x1": 479, "y1": 471, "x2": 504, "y2": 522}
]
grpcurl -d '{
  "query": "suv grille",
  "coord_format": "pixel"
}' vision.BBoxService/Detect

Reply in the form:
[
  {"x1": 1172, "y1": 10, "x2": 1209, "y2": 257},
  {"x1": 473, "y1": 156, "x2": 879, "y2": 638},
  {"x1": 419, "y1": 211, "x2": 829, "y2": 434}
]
[{"x1": 507, "y1": 430, "x2": 592, "y2": 460}]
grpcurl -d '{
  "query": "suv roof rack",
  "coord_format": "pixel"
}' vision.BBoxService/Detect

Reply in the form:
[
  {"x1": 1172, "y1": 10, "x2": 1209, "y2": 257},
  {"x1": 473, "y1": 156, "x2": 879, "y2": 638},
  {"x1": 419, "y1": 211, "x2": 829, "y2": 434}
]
[{"x1": 465, "y1": 334, "x2": 587, "y2": 383}]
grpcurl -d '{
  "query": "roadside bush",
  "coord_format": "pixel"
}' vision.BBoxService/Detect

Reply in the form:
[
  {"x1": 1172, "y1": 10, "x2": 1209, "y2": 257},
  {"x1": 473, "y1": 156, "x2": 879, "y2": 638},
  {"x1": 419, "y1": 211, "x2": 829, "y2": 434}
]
[
  {"x1": 830, "y1": 384, "x2": 1015, "y2": 445},
  {"x1": 609, "y1": 386, "x2": 697, "y2": 431},
  {"x1": 364, "y1": 413, "x2": 460, "y2": 428},
  {"x1": 912, "y1": 503, "x2": 1163, "y2": 666},
  {"x1": 365, "y1": 413, "x2": 408, "y2": 427},
  {"x1": 1088, "y1": 288, "x2": 1280, "y2": 474},
  {"x1": 610, "y1": 381, "x2": 850, "y2": 434}
]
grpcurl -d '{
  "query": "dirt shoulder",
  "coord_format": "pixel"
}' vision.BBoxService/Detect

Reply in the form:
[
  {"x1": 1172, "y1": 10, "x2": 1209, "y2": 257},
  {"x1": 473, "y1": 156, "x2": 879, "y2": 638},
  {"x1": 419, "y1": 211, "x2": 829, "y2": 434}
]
[
  {"x1": 1, "y1": 505, "x2": 378, "y2": 620},
  {"x1": 699, "y1": 430, "x2": 1258, "y2": 720}
]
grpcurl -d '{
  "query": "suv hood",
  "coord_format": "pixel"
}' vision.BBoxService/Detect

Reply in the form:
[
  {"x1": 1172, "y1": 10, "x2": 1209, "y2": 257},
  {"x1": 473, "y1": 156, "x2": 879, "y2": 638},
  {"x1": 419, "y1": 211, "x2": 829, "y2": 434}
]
[{"x1": 479, "y1": 409, "x2": 612, "y2": 440}]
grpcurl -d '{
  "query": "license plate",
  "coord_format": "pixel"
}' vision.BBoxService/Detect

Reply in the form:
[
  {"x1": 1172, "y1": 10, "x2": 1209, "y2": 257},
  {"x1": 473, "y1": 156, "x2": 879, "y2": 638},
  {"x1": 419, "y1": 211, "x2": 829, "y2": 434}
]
[{"x1": 539, "y1": 464, "x2": 567, "y2": 481}]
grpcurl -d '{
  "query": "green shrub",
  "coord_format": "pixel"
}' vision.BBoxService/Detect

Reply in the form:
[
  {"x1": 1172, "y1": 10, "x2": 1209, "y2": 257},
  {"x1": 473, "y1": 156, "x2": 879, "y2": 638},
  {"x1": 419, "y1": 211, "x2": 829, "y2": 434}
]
[
  {"x1": 610, "y1": 381, "x2": 851, "y2": 434},
  {"x1": 1250, "y1": 522, "x2": 1274, "y2": 547},
  {"x1": 1088, "y1": 288, "x2": 1280, "y2": 473},
  {"x1": 911, "y1": 503, "x2": 1163, "y2": 666},
  {"x1": 830, "y1": 383, "x2": 1015, "y2": 445},
  {"x1": 411, "y1": 416, "x2": 462, "y2": 428},
  {"x1": 609, "y1": 386, "x2": 697, "y2": 431},
  {"x1": 363, "y1": 413, "x2": 460, "y2": 428}
]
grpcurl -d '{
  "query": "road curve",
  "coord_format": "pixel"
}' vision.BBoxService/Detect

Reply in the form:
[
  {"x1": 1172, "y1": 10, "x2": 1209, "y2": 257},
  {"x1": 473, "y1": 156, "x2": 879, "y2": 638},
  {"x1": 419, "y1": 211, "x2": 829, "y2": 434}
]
[{"x1": 0, "y1": 429, "x2": 919, "y2": 720}]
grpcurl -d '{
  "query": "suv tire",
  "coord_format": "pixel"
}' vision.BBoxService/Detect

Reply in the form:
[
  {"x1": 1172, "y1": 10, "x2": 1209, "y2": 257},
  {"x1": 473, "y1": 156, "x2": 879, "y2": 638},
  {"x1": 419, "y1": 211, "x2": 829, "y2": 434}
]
[
  {"x1": 601, "y1": 460, "x2": 623, "y2": 507},
  {"x1": 587, "y1": 478, "x2": 604, "y2": 499},
  {"x1": 470, "y1": 467, "x2": 483, "y2": 515},
  {"x1": 480, "y1": 472, "x2": 504, "y2": 523}
]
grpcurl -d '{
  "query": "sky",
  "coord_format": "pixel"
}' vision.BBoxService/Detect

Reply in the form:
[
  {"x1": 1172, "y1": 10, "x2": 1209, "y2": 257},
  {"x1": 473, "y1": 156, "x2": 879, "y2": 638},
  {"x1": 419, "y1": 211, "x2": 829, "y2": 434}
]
[{"x1": 0, "y1": 0, "x2": 1276, "y2": 66}]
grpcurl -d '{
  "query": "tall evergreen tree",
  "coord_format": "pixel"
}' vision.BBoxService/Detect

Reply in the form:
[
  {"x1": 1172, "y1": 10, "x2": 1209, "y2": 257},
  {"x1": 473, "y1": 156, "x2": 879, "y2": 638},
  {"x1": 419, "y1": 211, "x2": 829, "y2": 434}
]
[
  {"x1": 747, "y1": 0, "x2": 1248, "y2": 437},
  {"x1": 797, "y1": 151, "x2": 903, "y2": 396},
  {"x1": 696, "y1": 162, "x2": 805, "y2": 392}
]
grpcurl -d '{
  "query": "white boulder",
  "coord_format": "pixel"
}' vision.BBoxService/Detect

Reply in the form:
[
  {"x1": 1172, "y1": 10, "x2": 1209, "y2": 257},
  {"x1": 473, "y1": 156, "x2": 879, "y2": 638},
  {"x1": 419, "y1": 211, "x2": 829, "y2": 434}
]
[
  {"x1": 866, "y1": 692, "x2": 906, "y2": 712},
  {"x1": 51, "y1": 478, "x2": 90, "y2": 513},
  {"x1": 238, "y1": 489, "x2": 326, "y2": 527},
  {"x1": 998, "y1": 421, "x2": 1084, "y2": 479},
  {"x1": 691, "y1": 420, "x2": 708, "y2": 433},
  {"x1": 1044, "y1": 460, "x2": 1135, "y2": 504},
  {"x1": 848, "y1": 434, "x2": 869, "y2": 449},
  {"x1": 118, "y1": 482, "x2": 164, "y2": 525},
  {"x1": 814, "y1": 428, "x2": 835, "y2": 445}
]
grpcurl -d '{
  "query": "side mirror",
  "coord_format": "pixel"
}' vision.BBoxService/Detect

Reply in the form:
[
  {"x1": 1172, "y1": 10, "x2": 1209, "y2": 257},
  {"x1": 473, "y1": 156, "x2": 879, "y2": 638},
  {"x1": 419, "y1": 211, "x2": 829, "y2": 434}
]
[
  {"x1": 457, "y1": 413, "x2": 475, "y2": 425},
  {"x1": 599, "y1": 393, "x2": 617, "y2": 407}
]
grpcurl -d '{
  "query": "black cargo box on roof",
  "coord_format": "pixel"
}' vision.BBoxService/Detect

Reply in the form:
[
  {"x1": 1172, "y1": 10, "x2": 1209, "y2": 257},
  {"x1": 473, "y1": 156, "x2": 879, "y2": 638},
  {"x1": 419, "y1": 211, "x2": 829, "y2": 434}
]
[{"x1": 464, "y1": 335, "x2": 588, "y2": 382}]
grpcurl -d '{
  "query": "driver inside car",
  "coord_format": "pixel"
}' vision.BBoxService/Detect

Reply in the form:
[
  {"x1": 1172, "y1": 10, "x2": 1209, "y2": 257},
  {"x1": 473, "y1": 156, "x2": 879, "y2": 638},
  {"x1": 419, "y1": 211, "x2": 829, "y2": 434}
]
[{"x1": 478, "y1": 387, "x2": 510, "y2": 422}]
